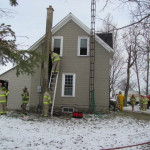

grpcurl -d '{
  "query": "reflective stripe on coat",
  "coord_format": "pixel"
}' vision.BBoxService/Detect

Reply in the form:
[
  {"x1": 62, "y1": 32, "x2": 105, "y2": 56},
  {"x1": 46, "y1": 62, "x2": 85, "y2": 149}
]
[
  {"x1": 43, "y1": 91, "x2": 51, "y2": 104},
  {"x1": 0, "y1": 90, "x2": 6, "y2": 103}
]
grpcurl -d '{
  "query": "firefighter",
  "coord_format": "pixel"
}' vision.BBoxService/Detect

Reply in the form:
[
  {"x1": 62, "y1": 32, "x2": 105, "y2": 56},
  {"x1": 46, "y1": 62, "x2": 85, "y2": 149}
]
[
  {"x1": 0, "y1": 87, "x2": 7, "y2": 115},
  {"x1": 3, "y1": 87, "x2": 9, "y2": 110},
  {"x1": 21, "y1": 86, "x2": 29, "y2": 115},
  {"x1": 51, "y1": 51, "x2": 60, "y2": 74},
  {"x1": 130, "y1": 95, "x2": 136, "y2": 112},
  {"x1": 5, "y1": 88, "x2": 9, "y2": 102},
  {"x1": 117, "y1": 91, "x2": 125, "y2": 111},
  {"x1": 139, "y1": 95, "x2": 144, "y2": 110},
  {"x1": 42, "y1": 89, "x2": 51, "y2": 117},
  {"x1": 0, "y1": 81, "x2": 2, "y2": 91},
  {"x1": 142, "y1": 95, "x2": 148, "y2": 111},
  {"x1": 147, "y1": 95, "x2": 150, "y2": 109}
]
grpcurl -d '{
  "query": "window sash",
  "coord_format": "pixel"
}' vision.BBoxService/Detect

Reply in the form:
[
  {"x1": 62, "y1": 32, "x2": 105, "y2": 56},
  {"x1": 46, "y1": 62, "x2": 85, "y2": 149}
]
[
  {"x1": 62, "y1": 74, "x2": 75, "y2": 97},
  {"x1": 52, "y1": 36, "x2": 63, "y2": 56},
  {"x1": 64, "y1": 75, "x2": 73, "y2": 96},
  {"x1": 78, "y1": 36, "x2": 89, "y2": 56}
]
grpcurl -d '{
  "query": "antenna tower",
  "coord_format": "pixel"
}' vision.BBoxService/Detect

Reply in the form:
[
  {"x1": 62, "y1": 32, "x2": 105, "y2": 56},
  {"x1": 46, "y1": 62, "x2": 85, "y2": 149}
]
[{"x1": 89, "y1": 0, "x2": 96, "y2": 112}]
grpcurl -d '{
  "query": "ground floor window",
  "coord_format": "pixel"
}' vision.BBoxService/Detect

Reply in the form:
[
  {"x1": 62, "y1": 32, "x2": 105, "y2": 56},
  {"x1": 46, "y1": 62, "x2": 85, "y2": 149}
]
[{"x1": 62, "y1": 73, "x2": 76, "y2": 97}]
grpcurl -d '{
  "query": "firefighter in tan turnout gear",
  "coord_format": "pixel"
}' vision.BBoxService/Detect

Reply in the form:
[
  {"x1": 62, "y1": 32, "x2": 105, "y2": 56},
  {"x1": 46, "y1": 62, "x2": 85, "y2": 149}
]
[
  {"x1": 142, "y1": 95, "x2": 149, "y2": 111},
  {"x1": 0, "y1": 87, "x2": 7, "y2": 115},
  {"x1": 130, "y1": 95, "x2": 136, "y2": 112},
  {"x1": 42, "y1": 89, "x2": 51, "y2": 117},
  {"x1": 51, "y1": 51, "x2": 60, "y2": 74},
  {"x1": 21, "y1": 86, "x2": 29, "y2": 115},
  {"x1": 0, "y1": 82, "x2": 2, "y2": 91}
]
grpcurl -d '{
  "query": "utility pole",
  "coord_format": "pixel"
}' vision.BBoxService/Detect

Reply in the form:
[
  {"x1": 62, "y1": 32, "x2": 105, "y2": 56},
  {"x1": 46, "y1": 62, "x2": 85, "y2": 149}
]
[{"x1": 89, "y1": 0, "x2": 96, "y2": 112}]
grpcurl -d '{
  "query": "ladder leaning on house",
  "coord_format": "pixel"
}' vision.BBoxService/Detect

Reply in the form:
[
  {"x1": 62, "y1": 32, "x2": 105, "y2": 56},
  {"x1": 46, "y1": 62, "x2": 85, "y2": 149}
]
[{"x1": 48, "y1": 71, "x2": 59, "y2": 117}]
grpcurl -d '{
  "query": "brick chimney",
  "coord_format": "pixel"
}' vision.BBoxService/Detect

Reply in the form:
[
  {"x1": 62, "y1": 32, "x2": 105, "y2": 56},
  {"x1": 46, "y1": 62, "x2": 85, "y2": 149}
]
[{"x1": 42, "y1": 6, "x2": 54, "y2": 97}]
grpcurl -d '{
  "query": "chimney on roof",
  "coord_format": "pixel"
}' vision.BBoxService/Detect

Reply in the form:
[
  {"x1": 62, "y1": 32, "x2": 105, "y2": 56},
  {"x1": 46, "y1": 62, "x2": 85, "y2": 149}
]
[
  {"x1": 42, "y1": 6, "x2": 54, "y2": 100},
  {"x1": 45, "y1": 5, "x2": 54, "y2": 54}
]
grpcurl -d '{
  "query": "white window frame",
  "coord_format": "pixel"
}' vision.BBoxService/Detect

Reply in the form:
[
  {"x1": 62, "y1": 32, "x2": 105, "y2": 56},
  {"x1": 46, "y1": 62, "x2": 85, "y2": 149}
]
[
  {"x1": 61, "y1": 73, "x2": 76, "y2": 97},
  {"x1": 77, "y1": 36, "x2": 89, "y2": 56},
  {"x1": 52, "y1": 36, "x2": 63, "y2": 56},
  {"x1": 62, "y1": 107, "x2": 74, "y2": 113}
]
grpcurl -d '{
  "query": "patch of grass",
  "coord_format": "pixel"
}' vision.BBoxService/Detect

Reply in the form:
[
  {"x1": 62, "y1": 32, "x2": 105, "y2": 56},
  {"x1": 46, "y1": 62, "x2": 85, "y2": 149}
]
[{"x1": 113, "y1": 111, "x2": 150, "y2": 122}]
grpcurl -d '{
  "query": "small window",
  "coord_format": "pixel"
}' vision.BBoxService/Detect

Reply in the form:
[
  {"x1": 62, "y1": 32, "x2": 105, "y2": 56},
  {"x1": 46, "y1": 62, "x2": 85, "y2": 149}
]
[
  {"x1": 78, "y1": 36, "x2": 89, "y2": 56},
  {"x1": 52, "y1": 36, "x2": 63, "y2": 56},
  {"x1": 62, "y1": 73, "x2": 76, "y2": 97},
  {"x1": 62, "y1": 107, "x2": 74, "y2": 113}
]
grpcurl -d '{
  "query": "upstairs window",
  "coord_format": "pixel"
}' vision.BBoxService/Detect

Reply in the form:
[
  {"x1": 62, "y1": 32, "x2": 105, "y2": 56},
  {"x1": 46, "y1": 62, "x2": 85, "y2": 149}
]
[
  {"x1": 78, "y1": 36, "x2": 89, "y2": 56},
  {"x1": 52, "y1": 36, "x2": 63, "y2": 56},
  {"x1": 62, "y1": 73, "x2": 76, "y2": 97}
]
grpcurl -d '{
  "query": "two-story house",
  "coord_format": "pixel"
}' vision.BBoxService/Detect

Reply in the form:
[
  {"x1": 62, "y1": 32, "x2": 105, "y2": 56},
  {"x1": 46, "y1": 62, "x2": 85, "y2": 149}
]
[{"x1": 0, "y1": 6, "x2": 113, "y2": 113}]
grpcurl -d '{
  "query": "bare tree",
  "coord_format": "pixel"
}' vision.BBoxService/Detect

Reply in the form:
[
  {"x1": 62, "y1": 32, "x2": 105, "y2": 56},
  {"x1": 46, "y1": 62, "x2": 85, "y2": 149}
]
[
  {"x1": 101, "y1": 0, "x2": 150, "y2": 30},
  {"x1": 0, "y1": 0, "x2": 45, "y2": 76},
  {"x1": 122, "y1": 26, "x2": 141, "y2": 106},
  {"x1": 110, "y1": 48, "x2": 125, "y2": 96},
  {"x1": 140, "y1": 27, "x2": 150, "y2": 95},
  {"x1": 97, "y1": 13, "x2": 125, "y2": 96}
]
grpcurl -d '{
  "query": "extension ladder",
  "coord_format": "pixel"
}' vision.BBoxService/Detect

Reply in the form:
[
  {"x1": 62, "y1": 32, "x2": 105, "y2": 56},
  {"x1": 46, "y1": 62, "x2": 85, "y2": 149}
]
[{"x1": 48, "y1": 71, "x2": 59, "y2": 116}]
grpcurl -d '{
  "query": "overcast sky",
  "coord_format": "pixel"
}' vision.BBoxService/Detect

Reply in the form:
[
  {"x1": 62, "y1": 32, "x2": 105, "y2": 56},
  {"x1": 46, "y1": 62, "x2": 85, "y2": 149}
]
[{"x1": 0, "y1": 0, "x2": 130, "y2": 73}]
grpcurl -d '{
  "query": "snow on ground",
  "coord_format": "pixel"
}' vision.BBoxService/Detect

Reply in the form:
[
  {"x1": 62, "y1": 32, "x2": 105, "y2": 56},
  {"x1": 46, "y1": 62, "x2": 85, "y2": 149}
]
[
  {"x1": 124, "y1": 104, "x2": 150, "y2": 114},
  {"x1": 0, "y1": 105, "x2": 150, "y2": 150}
]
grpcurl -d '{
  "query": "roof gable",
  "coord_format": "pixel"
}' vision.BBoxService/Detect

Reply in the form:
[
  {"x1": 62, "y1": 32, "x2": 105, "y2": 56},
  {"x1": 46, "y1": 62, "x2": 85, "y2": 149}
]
[
  {"x1": 52, "y1": 13, "x2": 114, "y2": 54},
  {"x1": 52, "y1": 13, "x2": 90, "y2": 35},
  {"x1": 23, "y1": 13, "x2": 114, "y2": 53}
]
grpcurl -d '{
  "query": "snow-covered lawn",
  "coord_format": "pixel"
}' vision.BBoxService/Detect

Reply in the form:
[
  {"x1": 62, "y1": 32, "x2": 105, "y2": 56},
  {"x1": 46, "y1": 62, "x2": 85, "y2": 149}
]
[
  {"x1": 124, "y1": 104, "x2": 150, "y2": 114},
  {"x1": 1, "y1": 108, "x2": 150, "y2": 150}
]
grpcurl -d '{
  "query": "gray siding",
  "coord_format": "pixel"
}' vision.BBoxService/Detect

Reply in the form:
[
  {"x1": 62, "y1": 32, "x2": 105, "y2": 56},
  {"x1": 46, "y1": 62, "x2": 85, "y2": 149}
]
[
  {"x1": 95, "y1": 42, "x2": 110, "y2": 111},
  {"x1": 0, "y1": 68, "x2": 31, "y2": 109},
  {"x1": 53, "y1": 20, "x2": 110, "y2": 112},
  {"x1": 54, "y1": 20, "x2": 90, "y2": 111}
]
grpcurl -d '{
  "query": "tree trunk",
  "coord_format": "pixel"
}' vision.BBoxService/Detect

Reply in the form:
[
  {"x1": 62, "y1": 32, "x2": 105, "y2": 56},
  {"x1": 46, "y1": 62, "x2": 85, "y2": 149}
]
[
  {"x1": 135, "y1": 60, "x2": 141, "y2": 97},
  {"x1": 124, "y1": 65, "x2": 130, "y2": 106},
  {"x1": 124, "y1": 45, "x2": 132, "y2": 106},
  {"x1": 146, "y1": 46, "x2": 149, "y2": 95}
]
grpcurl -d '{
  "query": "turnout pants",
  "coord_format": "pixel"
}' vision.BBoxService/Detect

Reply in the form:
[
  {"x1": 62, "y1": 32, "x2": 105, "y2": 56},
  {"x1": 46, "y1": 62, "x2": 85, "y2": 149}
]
[
  {"x1": 143, "y1": 104, "x2": 147, "y2": 111},
  {"x1": 131, "y1": 104, "x2": 135, "y2": 112},
  {"x1": 119, "y1": 103, "x2": 123, "y2": 111},
  {"x1": 0, "y1": 102, "x2": 7, "y2": 114},
  {"x1": 21, "y1": 103, "x2": 27, "y2": 114},
  {"x1": 52, "y1": 60, "x2": 60, "y2": 73},
  {"x1": 140, "y1": 103, "x2": 143, "y2": 110},
  {"x1": 42, "y1": 104, "x2": 49, "y2": 117}
]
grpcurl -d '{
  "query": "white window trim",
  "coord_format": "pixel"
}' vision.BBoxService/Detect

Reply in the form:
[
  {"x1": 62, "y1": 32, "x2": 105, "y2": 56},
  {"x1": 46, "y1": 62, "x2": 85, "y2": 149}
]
[
  {"x1": 61, "y1": 73, "x2": 76, "y2": 97},
  {"x1": 62, "y1": 107, "x2": 74, "y2": 113},
  {"x1": 52, "y1": 36, "x2": 63, "y2": 56},
  {"x1": 77, "y1": 36, "x2": 89, "y2": 56}
]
